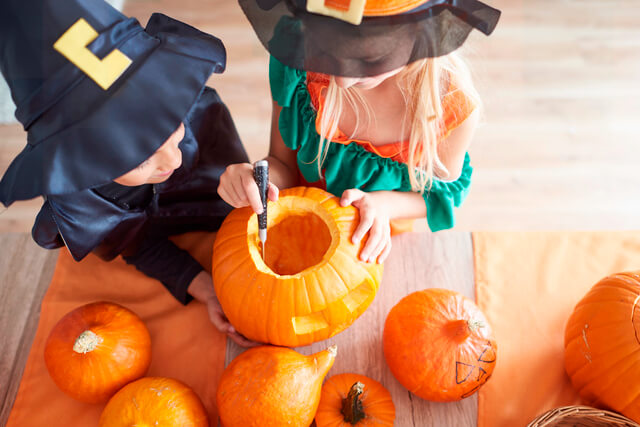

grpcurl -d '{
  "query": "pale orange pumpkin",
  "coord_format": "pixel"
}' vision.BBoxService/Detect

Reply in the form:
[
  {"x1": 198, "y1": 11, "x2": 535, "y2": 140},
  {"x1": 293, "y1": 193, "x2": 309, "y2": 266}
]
[
  {"x1": 212, "y1": 186, "x2": 383, "y2": 347},
  {"x1": 217, "y1": 345, "x2": 337, "y2": 427},
  {"x1": 44, "y1": 301, "x2": 151, "y2": 403},
  {"x1": 99, "y1": 377, "x2": 208, "y2": 427},
  {"x1": 383, "y1": 288, "x2": 497, "y2": 401},
  {"x1": 315, "y1": 373, "x2": 395, "y2": 426},
  {"x1": 565, "y1": 271, "x2": 640, "y2": 422}
]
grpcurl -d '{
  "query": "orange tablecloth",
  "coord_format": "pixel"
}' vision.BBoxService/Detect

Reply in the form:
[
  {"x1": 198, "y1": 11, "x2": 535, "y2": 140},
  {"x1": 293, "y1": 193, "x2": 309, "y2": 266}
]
[
  {"x1": 7, "y1": 232, "x2": 226, "y2": 427},
  {"x1": 474, "y1": 231, "x2": 640, "y2": 426}
]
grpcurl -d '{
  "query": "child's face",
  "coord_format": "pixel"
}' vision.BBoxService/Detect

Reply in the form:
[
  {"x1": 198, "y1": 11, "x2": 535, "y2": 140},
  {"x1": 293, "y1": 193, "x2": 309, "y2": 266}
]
[
  {"x1": 114, "y1": 123, "x2": 185, "y2": 186},
  {"x1": 333, "y1": 66, "x2": 404, "y2": 90}
]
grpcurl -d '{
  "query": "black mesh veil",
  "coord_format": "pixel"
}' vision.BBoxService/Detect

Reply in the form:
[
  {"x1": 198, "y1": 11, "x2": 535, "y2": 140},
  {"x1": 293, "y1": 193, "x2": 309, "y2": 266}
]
[{"x1": 239, "y1": 0, "x2": 501, "y2": 77}]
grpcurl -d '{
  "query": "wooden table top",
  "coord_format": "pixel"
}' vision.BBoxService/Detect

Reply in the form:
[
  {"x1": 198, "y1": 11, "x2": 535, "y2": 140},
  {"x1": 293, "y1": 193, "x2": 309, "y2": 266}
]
[{"x1": 0, "y1": 231, "x2": 477, "y2": 426}]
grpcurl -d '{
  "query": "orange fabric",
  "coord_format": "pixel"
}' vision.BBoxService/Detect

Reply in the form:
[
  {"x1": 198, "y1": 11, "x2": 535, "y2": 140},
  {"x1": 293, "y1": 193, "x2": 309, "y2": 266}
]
[
  {"x1": 7, "y1": 232, "x2": 225, "y2": 427},
  {"x1": 325, "y1": 0, "x2": 351, "y2": 12},
  {"x1": 306, "y1": 71, "x2": 475, "y2": 164},
  {"x1": 363, "y1": 0, "x2": 429, "y2": 16},
  {"x1": 473, "y1": 231, "x2": 640, "y2": 426}
]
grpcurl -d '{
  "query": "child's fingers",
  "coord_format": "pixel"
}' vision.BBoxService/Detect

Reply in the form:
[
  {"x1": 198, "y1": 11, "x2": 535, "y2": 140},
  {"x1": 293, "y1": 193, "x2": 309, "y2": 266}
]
[
  {"x1": 340, "y1": 188, "x2": 364, "y2": 207},
  {"x1": 352, "y1": 208, "x2": 374, "y2": 244},
  {"x1": 268, "y1": 183, "x2": 279, "y2": 202},
  {"x1": 360, "y1": 221, "x2": 386, "y2": 262},
  {"x1": 378, "y1": 239, "x2": 393, "y2": 264},
  {"x1": 228, "y1": 331, "x2": 261, "y2": 348},
  {"x1": 242, "y1": 174, "x2": 265, "y2": 214},
  {"x1": 370, "y1": 223, "x2": 391, "y2": 262}
]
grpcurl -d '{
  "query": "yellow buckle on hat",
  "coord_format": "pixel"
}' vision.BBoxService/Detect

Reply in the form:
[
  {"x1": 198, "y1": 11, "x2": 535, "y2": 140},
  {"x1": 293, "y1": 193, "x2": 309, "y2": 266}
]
[
  {"x1": 54, "y1": 19, "x2": 132, "y2": 90},
  {"x1": 306, "y1": 0, "x2": 367, "y2": 25}
]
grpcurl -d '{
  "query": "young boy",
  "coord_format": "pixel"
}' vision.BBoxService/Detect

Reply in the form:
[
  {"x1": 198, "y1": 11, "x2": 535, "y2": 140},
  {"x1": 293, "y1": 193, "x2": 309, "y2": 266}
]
[{"x1": 0, "y1": 0, "x2": 254, "y2": 346}]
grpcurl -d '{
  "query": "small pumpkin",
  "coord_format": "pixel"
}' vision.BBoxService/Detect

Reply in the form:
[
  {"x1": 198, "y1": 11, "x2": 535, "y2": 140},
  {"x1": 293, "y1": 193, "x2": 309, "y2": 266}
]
[
  {"x1": 212, "y1": 186, "x2": 383, "y2": 347},
  {"x1": 315, "y1": 373, "x2": 395, "y2": 426},
  {"x1": 217, "y1": 344, "x2": 337, "y2": 427},
  {"x1": 44, "y1": 301, "x2": 151, "y2": 403},
  {"x1": 383, "y1": 288, "x2": 497, "y2": 401},
  {"x1": 564, "y1": 271, "x2": 640, "y2": 422},
  {"x1": 99, "y1": 377, "x2": 208, "y2": 427}
]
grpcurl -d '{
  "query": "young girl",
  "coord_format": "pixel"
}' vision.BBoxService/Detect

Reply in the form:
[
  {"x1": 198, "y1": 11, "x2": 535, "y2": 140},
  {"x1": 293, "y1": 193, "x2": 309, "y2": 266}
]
[{"x1": 219, "y1": 0, "x2": 501, "y2": 263}]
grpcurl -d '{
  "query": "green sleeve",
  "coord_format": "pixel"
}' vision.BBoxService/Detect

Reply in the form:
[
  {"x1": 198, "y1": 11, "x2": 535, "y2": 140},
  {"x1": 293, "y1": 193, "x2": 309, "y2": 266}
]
[
  {"x1": 269, "y1": 56, "x2": 472, "y2": 233},
  {"x1": 423, "y1": 152, "x2": 473, "y2": 232}
]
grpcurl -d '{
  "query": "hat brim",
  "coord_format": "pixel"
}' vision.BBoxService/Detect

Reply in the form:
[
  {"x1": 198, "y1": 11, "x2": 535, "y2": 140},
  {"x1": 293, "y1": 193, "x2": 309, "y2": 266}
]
[
  {"x1": 0, "y1": 14, "x2": 225, "y2": 206},
  {"x1": 240, "y1": 0, "x2": 500, "y2": 77}
]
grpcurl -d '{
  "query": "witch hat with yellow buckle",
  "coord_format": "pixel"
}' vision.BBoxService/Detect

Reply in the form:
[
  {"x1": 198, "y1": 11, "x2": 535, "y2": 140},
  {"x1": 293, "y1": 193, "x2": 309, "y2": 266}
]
[
  {"x1": 0, "y1": 0, "x2": 226, "y2": 206},
  {"x1": 242, "y1": 0, "x2": 501, "y2": 76}
]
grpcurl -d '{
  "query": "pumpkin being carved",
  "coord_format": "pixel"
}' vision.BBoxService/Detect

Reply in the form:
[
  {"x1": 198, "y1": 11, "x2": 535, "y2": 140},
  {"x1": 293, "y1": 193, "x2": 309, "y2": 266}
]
[
  {"x1": 44, "y1": 301, "x2": 151, "y2": 403},
  {"x1": 212, "y1": 186, "x2": 383, "y2": 346},
  {"x1": 99, "y1": 377, "x2": 207, "y2": 427},
  {"x1": 564, "y1": 271, "x2": 640, "y2": 422},
  {"x1": 383, "y1": 289, "x2": 497, "y2": 401}
]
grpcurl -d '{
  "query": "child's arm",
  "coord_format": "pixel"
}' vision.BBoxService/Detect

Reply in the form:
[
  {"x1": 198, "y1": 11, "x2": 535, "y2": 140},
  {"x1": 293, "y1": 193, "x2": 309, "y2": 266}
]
[
  {"x1": 341, "y1": 108, "x2": 480, "y2": 263},
  {"x1": 218, "y1": 101, "x2": 298, "y2": 212},
  {"x1": 437, "y1": 109, "x2": 480, "y2": 180},
  {"x1": 187, "y1": 271, "x2": 259, "y2": 347}
]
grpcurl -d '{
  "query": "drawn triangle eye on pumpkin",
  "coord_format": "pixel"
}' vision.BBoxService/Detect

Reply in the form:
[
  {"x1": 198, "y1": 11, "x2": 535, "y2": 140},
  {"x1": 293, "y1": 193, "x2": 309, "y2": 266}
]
[
  {"x1": 478, "y1": 344, "x2": 497, "y2": 363},
  {"x1": 455, "y1": 361, "x2": 476, "y2": 384}
]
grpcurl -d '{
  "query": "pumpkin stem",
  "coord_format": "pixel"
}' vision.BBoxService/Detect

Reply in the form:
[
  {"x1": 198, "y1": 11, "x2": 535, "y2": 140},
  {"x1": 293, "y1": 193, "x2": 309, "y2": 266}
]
[
  {"x1": 73, "y1": 330, "x2": 102, "y2": 354},
  {"x1": 341, "y1": 381, "x2": 366, "y2": 424},
  {"x1": 445, "y1": 319, "x2": 484, "y2": 343}
]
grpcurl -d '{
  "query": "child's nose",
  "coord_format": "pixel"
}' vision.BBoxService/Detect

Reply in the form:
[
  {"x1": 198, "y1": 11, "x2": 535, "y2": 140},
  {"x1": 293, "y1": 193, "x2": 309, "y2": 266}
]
[{"x1": 158, "y1": 143, "x2": 183, "y2": 171}]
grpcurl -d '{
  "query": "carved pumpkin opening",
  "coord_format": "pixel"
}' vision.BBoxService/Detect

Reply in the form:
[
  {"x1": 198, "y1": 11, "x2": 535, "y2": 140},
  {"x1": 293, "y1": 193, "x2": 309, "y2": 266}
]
[
  {"x1": 261, "y1": 212, "x2": 332, "y2": 276},
  {"x1": 214, "y1": 187, "x2": 383, "y2": 346}
]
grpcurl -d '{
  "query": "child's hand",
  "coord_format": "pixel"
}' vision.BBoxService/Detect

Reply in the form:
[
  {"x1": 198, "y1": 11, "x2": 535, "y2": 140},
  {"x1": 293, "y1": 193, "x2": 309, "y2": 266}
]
[
  {"x1": 218, "y1": 163, "x2": 279, "y2": 213},
  {"x1": 340, "y1": 189, "x2": 392, "y2": 264},
  {"x1": 188, "y1": 271, "x2": 260, "y2": 348}
]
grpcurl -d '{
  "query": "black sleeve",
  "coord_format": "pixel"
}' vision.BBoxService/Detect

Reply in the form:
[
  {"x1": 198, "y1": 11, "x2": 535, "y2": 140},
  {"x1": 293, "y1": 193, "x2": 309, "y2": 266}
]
[{"x1": 121, "y1": 235, "x2": 203, "y2": 305}]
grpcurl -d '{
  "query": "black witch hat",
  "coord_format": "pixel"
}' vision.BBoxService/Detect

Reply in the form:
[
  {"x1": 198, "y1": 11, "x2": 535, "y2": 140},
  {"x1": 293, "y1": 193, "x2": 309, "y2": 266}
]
[
  {"x1": 240, "y1": 0, "x2": 501, "y2": 77},
  {"x1": 0, "y1": 0, "x2": 227, "y2": 206}
]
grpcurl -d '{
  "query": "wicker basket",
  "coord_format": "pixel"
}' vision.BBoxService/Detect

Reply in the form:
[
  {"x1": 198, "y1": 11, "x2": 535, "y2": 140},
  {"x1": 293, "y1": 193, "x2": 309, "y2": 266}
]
[{"x1": 528, "y1": 406, "x2": 640, "y2": 427}]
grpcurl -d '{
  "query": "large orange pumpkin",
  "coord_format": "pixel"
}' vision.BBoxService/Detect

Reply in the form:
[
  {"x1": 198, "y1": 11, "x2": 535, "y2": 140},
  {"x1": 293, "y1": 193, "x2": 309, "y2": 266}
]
[
  {"x1": 217, "y1": 345, "x2": 337, "y2": 427},
  {"x1": 315, "y1": 373, "x2": 395, "y2": 426},
  {"x1": 383, "y1": 288, "x2": 497, "y2": 401},
  {"x1": 564, "y1": 271, "x2": 640, "y2": 421},
  {"x1": 44, "y1": 301, "x2": 151, "y2": 403},
  {"x1": 212, "y1": 186, "x2": 383, "y2": 346},
  {"x1": 99, "y1": 377, "x2": 208, "y2": 427}
]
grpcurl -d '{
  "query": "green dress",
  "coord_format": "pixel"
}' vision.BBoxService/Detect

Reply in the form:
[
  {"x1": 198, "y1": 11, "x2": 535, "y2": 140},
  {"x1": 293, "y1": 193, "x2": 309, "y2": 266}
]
[{"x1": 270, "y1": 56, "x2": 473, "y2": 232}]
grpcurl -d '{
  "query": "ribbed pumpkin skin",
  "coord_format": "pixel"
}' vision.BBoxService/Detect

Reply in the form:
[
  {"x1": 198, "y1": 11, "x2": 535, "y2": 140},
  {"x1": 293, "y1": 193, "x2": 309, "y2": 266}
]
[
  {"x1": 212, "y1": 187, "x2": 383, "y2": 347},
  {"x1": 315, "y1": 373, "x2": 395, "y2": 426},
  {"x1": 217, "y1": 345, "x2": 337, "y2": 427},
  {"x1": 564, "y1": 271, "x2": 640, "y2": 422},
  {"x1": 383, "y1": 289, "x2": 497, "y2": 401},
  {"x1": 99, "y1": 377, "x2": 208, "y2": 427},
  {"x1": 44, "y1": 301, "x2": 151, "y2": 403}
]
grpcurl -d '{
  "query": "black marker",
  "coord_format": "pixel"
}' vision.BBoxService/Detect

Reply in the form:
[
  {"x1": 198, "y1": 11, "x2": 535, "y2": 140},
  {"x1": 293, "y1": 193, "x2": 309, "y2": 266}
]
[{"x1": 253, "y1": 160, "x2": 268, "y2": 259}]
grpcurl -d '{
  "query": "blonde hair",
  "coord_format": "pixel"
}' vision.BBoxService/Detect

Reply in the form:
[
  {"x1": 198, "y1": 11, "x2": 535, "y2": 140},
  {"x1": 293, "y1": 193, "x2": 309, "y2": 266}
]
[{"x1": 316, "y1": 51, "x2": 480, "y2": 192}]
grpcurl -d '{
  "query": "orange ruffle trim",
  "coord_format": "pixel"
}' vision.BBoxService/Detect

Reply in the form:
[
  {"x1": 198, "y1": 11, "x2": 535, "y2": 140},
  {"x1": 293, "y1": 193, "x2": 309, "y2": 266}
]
[{"x1": 306, "y1": 71, "x2": 476, "y2": 165}]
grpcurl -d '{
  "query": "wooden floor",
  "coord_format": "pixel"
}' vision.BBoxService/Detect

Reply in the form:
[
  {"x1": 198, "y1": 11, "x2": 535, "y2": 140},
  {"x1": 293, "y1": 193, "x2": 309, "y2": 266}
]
[{"x1": 1, "y1": 0, "x2": 640, "y2": 231}]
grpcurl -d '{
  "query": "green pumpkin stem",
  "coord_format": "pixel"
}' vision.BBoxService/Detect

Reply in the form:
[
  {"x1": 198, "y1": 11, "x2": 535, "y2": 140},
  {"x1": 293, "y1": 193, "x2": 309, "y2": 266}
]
[{"x1": 341, "y1": 381, "x2": 366, "y2": 424}]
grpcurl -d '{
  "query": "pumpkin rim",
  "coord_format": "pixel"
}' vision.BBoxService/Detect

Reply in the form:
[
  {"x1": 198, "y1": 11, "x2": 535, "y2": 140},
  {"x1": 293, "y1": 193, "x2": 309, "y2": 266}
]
[{"x1": 246, "y1": 193, "x2": 343, "y2": 279}]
